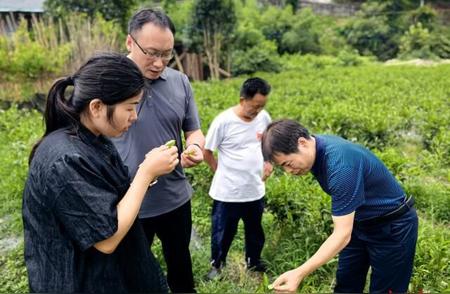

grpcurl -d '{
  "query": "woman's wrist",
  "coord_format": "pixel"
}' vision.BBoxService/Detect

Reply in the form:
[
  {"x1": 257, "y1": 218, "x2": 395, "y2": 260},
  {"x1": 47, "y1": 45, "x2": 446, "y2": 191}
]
[{"x1": 133, "y1": 168, "x2": 156, "y2": 187}]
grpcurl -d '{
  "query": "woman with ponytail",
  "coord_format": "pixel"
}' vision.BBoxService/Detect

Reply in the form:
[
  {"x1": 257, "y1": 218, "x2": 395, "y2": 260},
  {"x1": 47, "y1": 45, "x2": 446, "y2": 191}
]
[{"x1": 23, "y1": 53, "x2": 177, "y2": 293}]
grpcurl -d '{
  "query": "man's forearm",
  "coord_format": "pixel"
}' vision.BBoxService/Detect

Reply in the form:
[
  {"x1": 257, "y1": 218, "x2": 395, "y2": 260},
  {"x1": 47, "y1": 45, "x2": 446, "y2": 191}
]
[
  {"x1": 185, "y1": 129, "x2": 205, "y2": 149},
  {"x1": 203, "y1": 150, "x2": 217, "y2": 172},
  {"x1": 296, "y1": 230, "x2": 351, "y2": 278}
]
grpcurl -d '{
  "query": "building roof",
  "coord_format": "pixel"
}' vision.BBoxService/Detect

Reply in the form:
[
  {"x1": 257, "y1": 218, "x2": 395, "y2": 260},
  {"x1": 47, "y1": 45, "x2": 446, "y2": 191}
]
[{"x1": 0, "y1": 0, "x2": 45, "y2": 13}]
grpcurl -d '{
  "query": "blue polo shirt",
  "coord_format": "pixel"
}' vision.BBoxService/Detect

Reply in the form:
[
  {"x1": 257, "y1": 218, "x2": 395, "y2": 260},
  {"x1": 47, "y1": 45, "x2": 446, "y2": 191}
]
[{"x1": 311, "y1": 135, "x2": 405, "y2": 221}]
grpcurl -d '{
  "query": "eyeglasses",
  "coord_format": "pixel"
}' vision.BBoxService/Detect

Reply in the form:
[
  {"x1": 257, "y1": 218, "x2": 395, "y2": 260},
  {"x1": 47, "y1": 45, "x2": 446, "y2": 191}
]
[{"x1": 130, "y1": 34, "x2": 174, "y2": 62}]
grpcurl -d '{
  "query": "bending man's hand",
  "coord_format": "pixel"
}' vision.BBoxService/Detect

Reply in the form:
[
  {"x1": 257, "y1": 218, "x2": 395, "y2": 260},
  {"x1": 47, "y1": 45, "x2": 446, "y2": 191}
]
[{"x1": 271, "y1": 268, "x2": 305, "y2": 293}]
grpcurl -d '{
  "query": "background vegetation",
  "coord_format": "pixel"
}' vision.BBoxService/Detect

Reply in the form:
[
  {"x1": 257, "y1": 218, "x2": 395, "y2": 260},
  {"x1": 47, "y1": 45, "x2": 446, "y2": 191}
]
[
  {"x1": 0, "y1": 0, "x2": 449, "y2": 293},
  {"x1": 1, "y1": 56, "x2": 449, "y2": 292}
]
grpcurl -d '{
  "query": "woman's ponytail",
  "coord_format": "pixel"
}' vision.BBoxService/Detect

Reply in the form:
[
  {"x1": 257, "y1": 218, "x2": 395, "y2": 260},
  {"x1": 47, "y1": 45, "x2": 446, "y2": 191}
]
[
  {"x1": 29, "y1": 76, "x2": 78, "y2": 164},
  {"x1": 44, "y1": 76, "x2": 78, "y2": 136}
]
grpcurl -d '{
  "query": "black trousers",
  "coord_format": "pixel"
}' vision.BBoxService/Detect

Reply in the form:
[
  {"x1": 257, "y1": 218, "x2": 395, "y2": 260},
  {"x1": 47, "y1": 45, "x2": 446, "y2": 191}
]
[
  {"x1": 210, "y1": 198, "x2": 265, "y2": 268},
  {"x1": 140, "y1": 200, "x2": 195, "y2": 293},
  {"x1": 334, "y1": 208, "x2": 418, "y2": 293}
]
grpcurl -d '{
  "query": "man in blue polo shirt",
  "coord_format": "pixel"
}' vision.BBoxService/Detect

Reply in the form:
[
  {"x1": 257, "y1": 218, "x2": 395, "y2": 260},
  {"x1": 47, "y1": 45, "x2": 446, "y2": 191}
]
[{"x1": 261, "y1": 119, "x2": 418, "y2": 293}]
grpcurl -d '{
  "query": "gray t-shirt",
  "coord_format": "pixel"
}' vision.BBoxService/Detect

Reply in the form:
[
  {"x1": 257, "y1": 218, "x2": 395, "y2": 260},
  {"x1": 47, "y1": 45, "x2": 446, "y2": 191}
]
[{"x1": 112, "y1": 67, "x2": 201, "y2": 218}]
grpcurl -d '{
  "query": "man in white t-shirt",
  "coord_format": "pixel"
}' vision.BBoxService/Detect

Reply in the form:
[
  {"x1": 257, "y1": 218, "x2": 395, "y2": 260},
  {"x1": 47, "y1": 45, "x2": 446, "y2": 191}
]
[{"x1": 203, "y1": 77, "x2": 273, "y2": 280}]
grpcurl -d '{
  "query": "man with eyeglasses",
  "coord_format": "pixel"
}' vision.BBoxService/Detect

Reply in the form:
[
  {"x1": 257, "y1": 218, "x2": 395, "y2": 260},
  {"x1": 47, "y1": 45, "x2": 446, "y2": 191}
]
[
  {"x1": 111, "y1": 8, "x2": 204, "y2": 293},
  {"x1": 262, "y1": 119, "x2": 418, "y2": 293}
]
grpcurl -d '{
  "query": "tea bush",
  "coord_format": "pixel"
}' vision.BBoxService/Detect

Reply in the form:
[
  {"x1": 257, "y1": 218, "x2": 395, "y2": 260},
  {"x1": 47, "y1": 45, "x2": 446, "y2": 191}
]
[
  {"x1": 0, "y1": 63, "x2": 449, "y2": 292},
  {"x1": 0, "y1": 108, "x2": 42, "y2": 234}
]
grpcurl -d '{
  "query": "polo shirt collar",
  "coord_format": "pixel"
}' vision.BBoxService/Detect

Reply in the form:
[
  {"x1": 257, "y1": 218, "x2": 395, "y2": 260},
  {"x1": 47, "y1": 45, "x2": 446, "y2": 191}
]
[
  {"x1": 158, "y1": 68, "x2": 169, "y2": 81},
  {"x1": 311, "y1": 135, "x2": 325, "y2": 174},
  {"x1": 145, "y1": 68, "x2": 168, "y2": 83}
]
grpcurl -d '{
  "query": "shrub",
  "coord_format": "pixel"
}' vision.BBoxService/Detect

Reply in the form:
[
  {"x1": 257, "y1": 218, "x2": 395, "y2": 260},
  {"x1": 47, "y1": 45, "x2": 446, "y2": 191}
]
[
  {"x1": 231, "y1": 40, "x2": 281, "y2": 75},
  {"x1": 259, "y1": 5, "x2": 294, "y2": 52},
  {"x1": 430, "y1": 28, "x2": 450, "y2": 59},
  {"x1": 8, "y1": 21, "x2": 72, "y2": 78},
  {"x1": 280, "y1": 8, "x2": 322, "y2": 54},
  {"x1": 0, "y1": 243, "x2": 28, "y2": 293},
  {"x1": 405, "y1": 178, "x2": 450, "y2": 223},
  {"x1": 399, "y1": 23, "x2": 436, "y2": 59},
  {"x1": 410, "y1": 217, "x2": 450, "y2": 292},
  {"x1": 341, "y1": 1, "x2": 398, "y2": 60},
  {"x1": 1, "y1": 63, "x2": 449, "y2": 293},
  {"x1": 0, "y1": 36, "x2": 10, "y2": 74},
  {"x1": 336, "y1": 50, "x2": 365, "y2": 66},
  {"x1": 279, "y1": 54, "x2": 340, "y2": 71}
]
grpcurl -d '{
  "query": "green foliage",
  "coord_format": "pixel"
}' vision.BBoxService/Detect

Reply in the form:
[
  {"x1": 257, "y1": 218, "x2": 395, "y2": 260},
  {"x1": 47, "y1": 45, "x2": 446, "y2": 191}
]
[
  {"x1": 336, "y1": 49, "x2": 367, "y2": 66},
  {"x1": 318, "y1": 27, "x2": 351, "y2": 56},
  {"x1": 3, "y1": 21, "x2": 72, "y2": 79},
  {"x1": 430, "y1": 27, "x2": 450, "y2": 59},
  {"x1": 410, "y1": 216, "x2": 450, "y2": 292},
  {"x1": 228, "y1": 2, "x2": 284, "y2": 75},
  {"x1": 286, "y1": 53, "x2": 361, "y2": 72},
  {"x1": 280, "y1": 8, "x2": 323, "y2": 54},
  {"x1": 0, "y1": 243, "x2": 28, "y2": 293},
  {"x1": 259, "y1": 5, "x2": 294, "y2": 52},
  {"x1": 0, "y1": 107, "x2": 42, "y2": 234},
  {"x1": 44, "y1": 0, "x2": 135, "y2": 31},
  {"x1": 188, "y1": 0, "x2": 236, "y2": 51},
  {"x1": 403, "y1": 5, "x2": 438, "y2": 31},
  {"x1": 164, "y1": 0, "x2": 194, "y2": 44},
  {"x1": 341, "y1": 2, "x2": 397, "y2": 60},
  {"x1": 0, "y1": 14, "x2": 124, "y2": 102},
  {"x1": 399, "y1": 23, "x2": 436, "y2": 59},
  {"x1": 0, "y1": 37, "x2": 9, "y2": 72},
  {"x1": 405, "y1": 179, "x2": 450, "y2": 223},
  {"x1": 1, "y1": 63, "x2": 449, "y2": 293},
  {"x1": 187, "y1": 0, "x2": 237, "y2": 78},
  {"x1": 341, "y1": 1, "x2": 450, "y2": 61},
  {"x1": 231, "y1": 39, "x2": 281, "y2": 75}
]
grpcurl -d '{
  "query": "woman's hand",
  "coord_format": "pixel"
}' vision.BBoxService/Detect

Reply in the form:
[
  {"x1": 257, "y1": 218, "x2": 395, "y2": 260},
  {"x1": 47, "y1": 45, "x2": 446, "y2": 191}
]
[{"x1": 139, "y1": 145, "x2": 179, "y2": 179}]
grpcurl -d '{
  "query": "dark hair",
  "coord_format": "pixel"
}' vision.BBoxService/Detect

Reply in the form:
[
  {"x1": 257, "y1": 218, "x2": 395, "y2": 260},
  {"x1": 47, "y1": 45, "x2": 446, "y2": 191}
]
[
  {"x1": 261, "y1": 119, "x2": 311, "y2": 161},
  {"x1": 29, "y1": 53, "x2": 145, "y2": 164},
  {"x1": 240, "y1": 77, "x2": 271, "y2": 100},
  {"x1": 128, "y1": 8, "x2": 175, "y2": 36}
]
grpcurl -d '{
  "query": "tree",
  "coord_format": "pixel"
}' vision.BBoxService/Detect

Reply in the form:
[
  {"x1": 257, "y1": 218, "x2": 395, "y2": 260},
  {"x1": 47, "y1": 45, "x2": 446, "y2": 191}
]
[
  {"x1": 188, "y1": 0, "x2": 236, "y2": 79},
  {"x1": 44, "y1": 0, "x2": 136, "y2": 31},
  {"x1": 341, "y1": 1, "x2": 399, "y2": 60}
]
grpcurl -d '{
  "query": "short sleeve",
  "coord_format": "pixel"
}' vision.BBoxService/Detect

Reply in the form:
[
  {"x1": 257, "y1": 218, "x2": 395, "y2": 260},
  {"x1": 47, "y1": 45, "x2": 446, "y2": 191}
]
[
  {"x1": 263, "y1": 110, "x2": 272, "y2": 126},
  {"x1": 204, "y1": 115, "x2": 224, "y2": 152},
  {"x1": 182, "y1": 75, "x2": 201, "y2": 132},
  {"x1": 48, "y1": 155, "x2": 119, "y2": 251},
  {"x1": 328, "y1": 165, "x2": 365, "y2": 216}
]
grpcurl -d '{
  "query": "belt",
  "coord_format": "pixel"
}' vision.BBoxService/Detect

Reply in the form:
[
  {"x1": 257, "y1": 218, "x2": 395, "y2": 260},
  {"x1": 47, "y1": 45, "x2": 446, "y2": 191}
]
[{"x1": 356, "y1": 196, "x2": 414, "y2": 226}]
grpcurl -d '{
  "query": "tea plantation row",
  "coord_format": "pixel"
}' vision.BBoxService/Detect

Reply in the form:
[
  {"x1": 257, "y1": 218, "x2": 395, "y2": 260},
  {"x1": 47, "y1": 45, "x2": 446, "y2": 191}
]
[{"x1": 0, "y1": 62, "x2": 449, "y2": 292}]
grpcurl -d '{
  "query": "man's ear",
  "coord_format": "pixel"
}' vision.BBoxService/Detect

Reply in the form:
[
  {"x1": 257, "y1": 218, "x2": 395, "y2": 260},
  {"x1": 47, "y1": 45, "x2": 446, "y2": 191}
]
[
  {"x1": 297, "y1": 137, "x2": 309, "y2": 149},
  {"x1": 126, "y1": 34, "x2": 133, "y2": 52},
  {"x1": 88, "y1": 99, "x2": 104, "y2": 118}
]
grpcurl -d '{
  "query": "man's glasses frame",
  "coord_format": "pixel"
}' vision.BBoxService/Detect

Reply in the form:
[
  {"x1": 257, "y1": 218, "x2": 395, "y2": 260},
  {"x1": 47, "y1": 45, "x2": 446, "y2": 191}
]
[{"x1": 130, "y1": 34, "x2": 174, "y2": 62}]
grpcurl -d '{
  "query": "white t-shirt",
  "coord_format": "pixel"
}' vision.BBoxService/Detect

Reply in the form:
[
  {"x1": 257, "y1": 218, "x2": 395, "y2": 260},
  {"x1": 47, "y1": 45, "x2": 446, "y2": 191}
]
[{"x1": 205, "y1": 108, "x2": 271, "y2": 202}]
